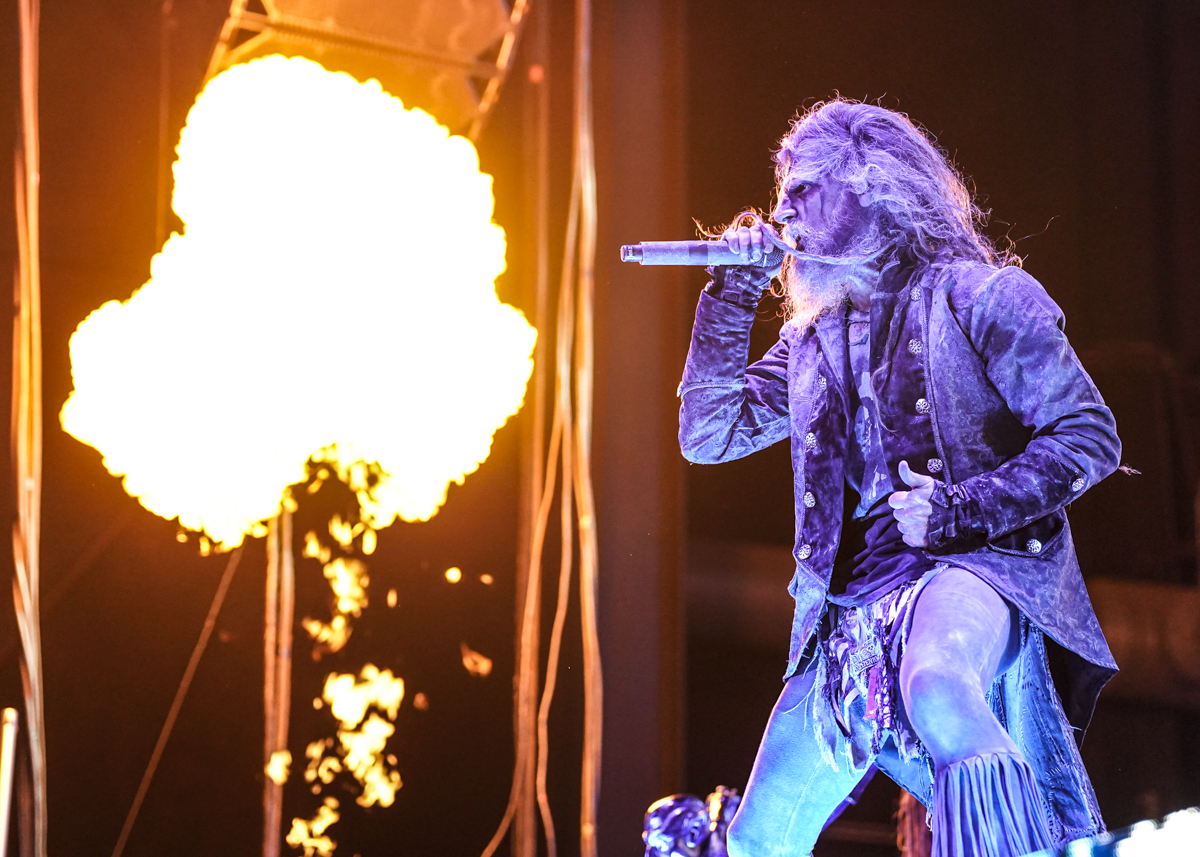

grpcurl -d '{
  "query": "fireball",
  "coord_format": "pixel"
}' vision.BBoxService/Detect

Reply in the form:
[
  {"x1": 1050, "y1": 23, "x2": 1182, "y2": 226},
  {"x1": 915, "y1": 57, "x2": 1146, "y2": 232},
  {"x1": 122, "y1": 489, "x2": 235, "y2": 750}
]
[{"x1": 61, "y1": 55, "x2": 536, "y2": 548}]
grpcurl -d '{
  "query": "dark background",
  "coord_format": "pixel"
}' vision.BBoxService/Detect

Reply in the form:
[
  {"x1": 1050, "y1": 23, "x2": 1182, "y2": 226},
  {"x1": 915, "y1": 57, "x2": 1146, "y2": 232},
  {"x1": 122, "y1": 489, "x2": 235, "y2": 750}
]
[{"x1": 0, "y1": 1, "x2": 1198, "y2": 855}]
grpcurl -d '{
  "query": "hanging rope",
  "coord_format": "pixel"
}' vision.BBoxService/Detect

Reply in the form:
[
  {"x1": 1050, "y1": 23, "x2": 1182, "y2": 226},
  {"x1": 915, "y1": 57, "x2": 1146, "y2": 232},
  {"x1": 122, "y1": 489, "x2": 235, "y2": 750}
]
[
  {"x1": 484, "y1": 0, "x2": 602, "y2": 853},
  {"x1": 569, "y1": 0, "x2": 603, "y2": 850},
  {"x1": 110, "y1": 547, "x2": 245, "y2": 857},
  {"x1": 12, "y1": 0, "x2": 46, "y2": 854}
]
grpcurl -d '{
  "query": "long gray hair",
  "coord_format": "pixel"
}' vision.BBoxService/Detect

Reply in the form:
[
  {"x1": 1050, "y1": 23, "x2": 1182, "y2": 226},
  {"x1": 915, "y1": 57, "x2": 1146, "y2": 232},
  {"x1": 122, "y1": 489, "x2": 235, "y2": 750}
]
[{"x1": 774, "y1": 100, "x2": 1013, "y2": 321}]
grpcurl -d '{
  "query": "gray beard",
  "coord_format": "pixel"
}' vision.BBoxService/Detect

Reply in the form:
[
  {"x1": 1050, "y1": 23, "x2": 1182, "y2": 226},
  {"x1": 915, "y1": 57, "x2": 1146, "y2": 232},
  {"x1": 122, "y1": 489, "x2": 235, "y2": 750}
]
[{"x1": 785, "y1": 217, "x2": 890, "y2": 322}]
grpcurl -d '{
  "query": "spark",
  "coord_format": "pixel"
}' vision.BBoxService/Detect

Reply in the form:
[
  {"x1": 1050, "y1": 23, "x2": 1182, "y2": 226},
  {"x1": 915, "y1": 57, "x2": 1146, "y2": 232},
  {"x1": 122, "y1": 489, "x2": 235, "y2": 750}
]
[
  {"x1": 301, "y1": 530, "x2": 367, "y2": 654},
  {"x1": 316, "y1": 665, "x2": 406, "y2": 808},
  {"x1": 340, "y1": 713, "x2": 403, "y2": 807},
  {"x1": 60, "y1": 55, "x2": 535, "y2": 549},
  {"x1": 286, "y1": 797, "x2": 340, "y2": 857},
  {"x1": 445, "y1": 567, "x2": 462, "y2": 583},
  {"x1": 460, "y1": 642, "x2": 493, "y2": 677},
  {"x1": 413, "y1": 693, "x2": 429, "y2": 711},
  {"x1": 266, "y1": 749, "x2": 292, "y2": 785},
  {"x1": 323, "y1": 665, "x2": 403, "y2": 726},
  {"x1": 301, "y1": 614, "x2": 351, "y2": 654},
  {"x1": 304, "y1": 739, "x2": 342, "y2": 785},
  {"x1": 303, "y1": 531, "x2": 332, "y2": 564},
  {"x1": 328, "y1": 515, "x2": 359, "y2": 550},
  {"x1": 323, "y1": 558, "x2": 368, "y2": 617}
]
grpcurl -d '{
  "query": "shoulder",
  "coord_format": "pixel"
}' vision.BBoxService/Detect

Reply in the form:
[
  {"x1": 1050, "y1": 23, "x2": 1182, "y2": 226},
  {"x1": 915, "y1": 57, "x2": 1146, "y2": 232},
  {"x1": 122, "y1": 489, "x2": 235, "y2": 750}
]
[{"x1": 937, "y1": 261, "x2": 1064, "y2": 328}]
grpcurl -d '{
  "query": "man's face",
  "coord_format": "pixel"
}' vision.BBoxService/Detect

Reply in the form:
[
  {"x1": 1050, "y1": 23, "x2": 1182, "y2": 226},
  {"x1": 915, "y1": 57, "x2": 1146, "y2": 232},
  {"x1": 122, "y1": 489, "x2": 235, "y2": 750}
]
[{"x1": 771, "y1": 167, "x2": 873, "y2": 256}]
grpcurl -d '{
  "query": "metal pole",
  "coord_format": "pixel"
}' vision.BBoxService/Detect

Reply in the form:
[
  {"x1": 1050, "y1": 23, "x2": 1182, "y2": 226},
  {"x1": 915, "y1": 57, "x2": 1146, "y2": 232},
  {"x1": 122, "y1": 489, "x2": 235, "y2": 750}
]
[
  {"x1": 13, "y1": 0, "x2": 46, "y2": 853},
  {"x1": 0, "y1": 709, "x2": 19, "y2": 857},
  {"x1": 263, "y1": 506, "x2": 295, "y2": 857},
  {"x1": 263, "y1": 516, "x2": 280, "y2": 857},
  {"x1": 276, "y1": 506, "x2": 295, "y2": 780},
  {"x1": 154, "y1": 0, "x2": 175, "y2": 249}
]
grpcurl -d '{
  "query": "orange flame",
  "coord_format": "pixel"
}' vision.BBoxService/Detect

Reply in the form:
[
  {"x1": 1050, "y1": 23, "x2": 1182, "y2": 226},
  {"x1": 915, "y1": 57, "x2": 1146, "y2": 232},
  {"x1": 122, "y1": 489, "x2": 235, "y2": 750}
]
[{"x1": 60, "y1": 55, "x2": 535, "y2": 549}]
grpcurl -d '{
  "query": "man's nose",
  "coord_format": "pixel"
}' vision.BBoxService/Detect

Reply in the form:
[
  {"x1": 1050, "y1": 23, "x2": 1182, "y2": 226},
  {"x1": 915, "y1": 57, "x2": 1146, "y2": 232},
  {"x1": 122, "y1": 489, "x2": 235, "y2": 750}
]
[{"x1": 772, "y1": 198, "x2": 794, "y2": 224}]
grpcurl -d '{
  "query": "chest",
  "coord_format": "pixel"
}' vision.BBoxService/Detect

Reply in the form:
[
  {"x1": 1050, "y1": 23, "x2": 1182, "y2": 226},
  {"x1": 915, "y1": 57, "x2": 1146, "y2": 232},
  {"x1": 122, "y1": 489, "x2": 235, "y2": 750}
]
[{"x1": 785, "y1": 289, "x2": 946, "y2": 480}]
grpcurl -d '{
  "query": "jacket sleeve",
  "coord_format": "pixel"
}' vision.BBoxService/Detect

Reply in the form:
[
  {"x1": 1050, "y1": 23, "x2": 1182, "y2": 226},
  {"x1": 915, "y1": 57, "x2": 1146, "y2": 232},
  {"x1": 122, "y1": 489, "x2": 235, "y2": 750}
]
[
  {"x1": 927, "y1": 266, "x2": 1121, "y2": 548},
  {"x1": 678, "y1": 272, "x2": 790, "y2": 464}
]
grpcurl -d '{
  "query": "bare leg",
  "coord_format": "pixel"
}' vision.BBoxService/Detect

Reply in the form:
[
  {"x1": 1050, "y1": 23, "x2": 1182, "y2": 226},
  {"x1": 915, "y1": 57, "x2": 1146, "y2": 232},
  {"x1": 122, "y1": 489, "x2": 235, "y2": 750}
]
[
  {"x1": 900, "y1": 567, "x2": 1052, "y2": 856},
  {"x1": 900, "y1": 567, "x2": 1017, "y2": 767}
]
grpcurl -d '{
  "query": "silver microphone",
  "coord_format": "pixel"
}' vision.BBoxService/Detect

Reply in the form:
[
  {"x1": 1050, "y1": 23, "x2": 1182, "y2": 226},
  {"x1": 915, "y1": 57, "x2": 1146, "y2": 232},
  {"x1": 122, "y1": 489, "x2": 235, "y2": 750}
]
[
  {"x1": 620, "y1": 240, "x2": 787, "y2": 267},
  {"x1": 620, "y1": 239, "x2": 883, "y2": 268}
]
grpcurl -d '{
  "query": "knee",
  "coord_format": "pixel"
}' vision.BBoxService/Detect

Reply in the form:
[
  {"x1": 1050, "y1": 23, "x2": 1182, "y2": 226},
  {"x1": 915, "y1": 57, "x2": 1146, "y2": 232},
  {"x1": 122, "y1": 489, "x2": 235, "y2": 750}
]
[{"x1": 901, "y1": 661, "x2": 984, "y2": 734}]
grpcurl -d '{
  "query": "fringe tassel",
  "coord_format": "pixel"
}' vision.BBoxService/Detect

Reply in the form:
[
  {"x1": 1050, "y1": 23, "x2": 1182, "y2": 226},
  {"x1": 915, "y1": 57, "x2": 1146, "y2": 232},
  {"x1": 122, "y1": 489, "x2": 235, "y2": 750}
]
[{"x1": 931, "y1": 752, "x2": 1053, "y2": 857}]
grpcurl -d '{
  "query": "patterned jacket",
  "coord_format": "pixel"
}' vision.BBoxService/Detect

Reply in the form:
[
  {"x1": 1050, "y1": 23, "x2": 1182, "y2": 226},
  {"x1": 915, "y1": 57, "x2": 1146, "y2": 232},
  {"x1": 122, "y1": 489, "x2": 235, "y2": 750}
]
[{"x1": 678, "y1": 254, "x2": 1120, "y2": 839}]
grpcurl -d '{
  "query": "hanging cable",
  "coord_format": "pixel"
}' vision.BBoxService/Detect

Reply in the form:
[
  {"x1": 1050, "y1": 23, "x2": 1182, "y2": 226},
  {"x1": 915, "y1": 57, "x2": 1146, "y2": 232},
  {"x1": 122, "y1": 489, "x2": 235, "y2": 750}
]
[
  {"x1": 485, "y1": 0, "x2": 601, "y2": 853},
  {"x1": 535, "y1": 149, "x2": 583, "y2": 857},
  {"x1": 569, "y1": 0, "x2": 603, "y2": 852},
  {"x1": 12, "y1": 0, "x2": 46, "y2": 855},
  {"x1": 111, "y1": 547, "x2": 245, "y2": 857}
]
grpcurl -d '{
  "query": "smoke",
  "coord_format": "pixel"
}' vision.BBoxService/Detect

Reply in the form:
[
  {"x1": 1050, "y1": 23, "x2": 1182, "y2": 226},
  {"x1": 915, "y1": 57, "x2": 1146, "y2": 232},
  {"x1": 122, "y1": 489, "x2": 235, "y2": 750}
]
[{"x1": 60, "y1": 56, "x2": 536, "y2": 548}]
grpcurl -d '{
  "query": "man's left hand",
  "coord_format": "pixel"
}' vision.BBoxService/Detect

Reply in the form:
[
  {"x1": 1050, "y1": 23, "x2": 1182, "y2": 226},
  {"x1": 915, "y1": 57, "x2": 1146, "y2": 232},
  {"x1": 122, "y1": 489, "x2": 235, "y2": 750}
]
[{"x1": 888, "y1": 460, "x2": 936, "y2": 547}]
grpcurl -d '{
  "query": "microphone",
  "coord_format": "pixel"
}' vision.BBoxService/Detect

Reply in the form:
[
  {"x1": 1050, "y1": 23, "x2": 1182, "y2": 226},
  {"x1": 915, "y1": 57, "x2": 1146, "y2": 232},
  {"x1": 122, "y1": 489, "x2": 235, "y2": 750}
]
[
  {"x1": 620, "y1": 240, "x2": 885, "y2": 268},
  {"x1": 620, "y1": 240, "x2": 787, "y2": 268}
]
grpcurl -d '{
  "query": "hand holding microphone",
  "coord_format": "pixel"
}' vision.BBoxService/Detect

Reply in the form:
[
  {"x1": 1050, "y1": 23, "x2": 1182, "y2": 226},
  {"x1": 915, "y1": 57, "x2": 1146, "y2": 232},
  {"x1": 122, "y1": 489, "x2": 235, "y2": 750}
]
[
  {"x1": 619, "y1": 216, "x2": 794, "y2": 276},
  {"x1": 719, "y1": 219, "x2": 792, "y2": 277},
  {"x1": 621, "y1": 215, "x2": 882, "y2": 271}
]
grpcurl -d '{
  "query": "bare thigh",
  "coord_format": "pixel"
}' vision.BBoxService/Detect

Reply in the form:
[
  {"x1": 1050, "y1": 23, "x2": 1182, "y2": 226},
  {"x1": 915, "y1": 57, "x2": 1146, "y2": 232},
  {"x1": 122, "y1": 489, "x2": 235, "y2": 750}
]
[{"x1": 898, "y1": 567, "x2": 1020, "y2": 766}]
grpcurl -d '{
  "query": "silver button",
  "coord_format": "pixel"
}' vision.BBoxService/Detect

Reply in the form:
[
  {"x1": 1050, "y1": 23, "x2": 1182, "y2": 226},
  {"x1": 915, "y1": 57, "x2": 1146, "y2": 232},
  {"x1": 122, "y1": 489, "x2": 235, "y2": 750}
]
[
  {"x1": 907, "y1": 338, "x2": 923, "y2": 355},
  {"x1": 803, "y1": 491, "x2": 816, "y2": 508},
  {"x1": 798, "y1": 544, "x2": 813, "y2": 560},
  {"x1": 1071, "y1": 477, "x2": 1085, "y2": 492},
  {"x1": 910, "y1": 286, "x2": 921, "y2": 301},
  {"x1": 915, "y1": 398, "x2": 930, "y2": 414},
  {"x1": 804, "y1": 432, "x2": 817, "y2": 450},
  {"x1": 927, "y1": 458, "x2": 943, "y2": 474},
  {"x1": 1026, "y1": 539, "x2": 1042, "y2": 555},
  {"x1": 817, "y1": 375, "x2": 827, "y2": 392}
]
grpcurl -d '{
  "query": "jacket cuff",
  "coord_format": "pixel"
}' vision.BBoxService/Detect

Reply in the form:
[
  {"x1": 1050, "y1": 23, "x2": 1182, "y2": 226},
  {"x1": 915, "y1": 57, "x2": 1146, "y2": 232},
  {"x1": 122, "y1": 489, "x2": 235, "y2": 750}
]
[
  {"x1": 703, "y1": 265, "x2": 772, "y2": 309},
  {"x1": 926, "y1": 481, "x2": 989, "y2": 552}
]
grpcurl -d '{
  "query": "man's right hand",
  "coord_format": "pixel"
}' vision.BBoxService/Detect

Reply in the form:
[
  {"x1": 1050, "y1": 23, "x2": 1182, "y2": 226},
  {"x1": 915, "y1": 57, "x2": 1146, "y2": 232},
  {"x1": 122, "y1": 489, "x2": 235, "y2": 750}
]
[{"x1": 722, "y1": 218, "x2": 791, "y2": 277}]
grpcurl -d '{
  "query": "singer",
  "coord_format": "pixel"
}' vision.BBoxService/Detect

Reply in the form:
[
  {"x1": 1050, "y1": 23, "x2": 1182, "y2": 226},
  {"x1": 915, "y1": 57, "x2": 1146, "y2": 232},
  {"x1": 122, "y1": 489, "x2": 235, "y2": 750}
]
[{"x1": 677, "y1": 100, "x2": 1119, "y2": 857}]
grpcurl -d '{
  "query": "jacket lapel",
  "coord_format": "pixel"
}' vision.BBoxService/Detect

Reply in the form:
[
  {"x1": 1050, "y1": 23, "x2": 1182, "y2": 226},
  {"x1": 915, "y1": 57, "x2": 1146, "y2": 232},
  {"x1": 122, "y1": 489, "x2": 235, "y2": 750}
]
[{"x1": 813, "y1": 313, "x2": 848, "y2": 407}]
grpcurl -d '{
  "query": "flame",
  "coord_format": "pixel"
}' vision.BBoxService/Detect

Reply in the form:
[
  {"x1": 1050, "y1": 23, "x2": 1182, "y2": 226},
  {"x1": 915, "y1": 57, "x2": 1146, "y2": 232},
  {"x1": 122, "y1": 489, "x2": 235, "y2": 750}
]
[
  {"x1": 322, "y1": 558, "x2": 368, "y2": 616},
  {"x1": 60, "y1": 55, "x2": 536, "y2": 549},
  {"x1": 286, "y1": 797, "x2": 340, "y2": 857},
  {"x1": 301, "y1": 614, "x2": 351, "y2": 654},
  {"x1": 314, "y1": 664, "x2": 405, "y2": 808},
  {"x1": 304, "y1": 739, "x2": 343, "y2": 788},
  {"x1": 266, "y1": 749, "x2": 292, "y2": 785},
  {"x1": 301, "y1": 527, "x2": 370, "y2": 654},
  {"x1": 460, "y1": 642, "x2": 493, "y2": 677},
  {"x1": 323, "y1": 665, "x2": 403, "y2": 725},
  {"x1": 339, "y1": 713, "x2": 402, "y2": 807}
]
